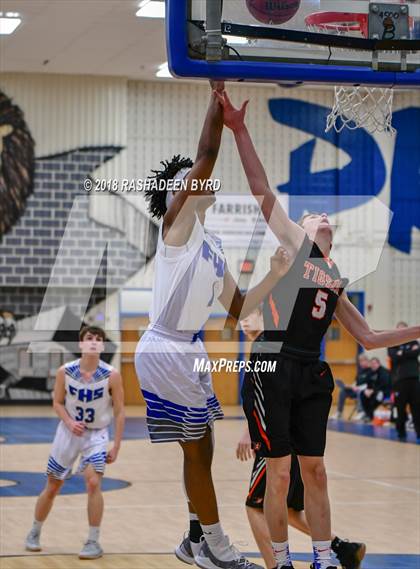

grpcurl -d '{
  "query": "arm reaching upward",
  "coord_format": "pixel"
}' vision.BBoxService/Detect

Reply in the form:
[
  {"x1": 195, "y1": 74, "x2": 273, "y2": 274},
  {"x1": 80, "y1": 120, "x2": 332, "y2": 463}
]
[
  {"x1": 163, "y1": 81, "x2": 225, "y2": 245},
  {"x1": 219, "y1": 247, "x2": 290, "y2": 320},
  {"x1": 215, "y1": 90, "x2": 305, "y2": 255},
  {"x1": 335, "y1": 292, "x2": 420, "y2": 350}
]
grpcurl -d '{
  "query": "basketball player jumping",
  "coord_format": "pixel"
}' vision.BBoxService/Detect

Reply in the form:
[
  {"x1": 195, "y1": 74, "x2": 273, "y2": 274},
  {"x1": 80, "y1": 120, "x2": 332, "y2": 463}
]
[
  {"x1": 215, "y1": 89, "x2": 420, "y2": 569},
  {"x1": 238, "y1": 307, "x2": 366, "y2": 569},
  {"x1": 25, "y1": 326, "x2": 125, "y2": 560},
  {"x1": 135, "y1": 81, "x2": 290, "y2": 569}
]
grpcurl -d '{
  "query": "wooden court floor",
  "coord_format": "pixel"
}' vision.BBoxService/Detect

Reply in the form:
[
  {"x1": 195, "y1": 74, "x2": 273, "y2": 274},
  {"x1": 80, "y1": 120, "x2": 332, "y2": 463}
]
[{"x1": 1, "y1": 406, "x2": 419, "y2": 568}]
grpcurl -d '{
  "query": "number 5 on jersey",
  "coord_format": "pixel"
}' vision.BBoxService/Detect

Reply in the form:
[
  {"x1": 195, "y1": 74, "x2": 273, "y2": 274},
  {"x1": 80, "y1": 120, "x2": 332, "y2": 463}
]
[{"x1": 312, "y1": 290, "x2": 329, "y2": 319}]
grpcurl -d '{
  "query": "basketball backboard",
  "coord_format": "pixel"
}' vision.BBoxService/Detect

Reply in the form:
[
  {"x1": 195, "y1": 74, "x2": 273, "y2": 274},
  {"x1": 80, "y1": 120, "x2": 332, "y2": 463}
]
[{"x1": 167, "y1": 0, "x2": 420, "y2": 86}]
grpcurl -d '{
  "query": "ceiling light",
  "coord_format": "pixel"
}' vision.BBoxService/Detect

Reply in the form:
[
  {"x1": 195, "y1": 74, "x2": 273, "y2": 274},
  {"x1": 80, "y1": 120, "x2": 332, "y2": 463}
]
[
  {"x1": 156, "y1": 62, "x2": 173, "y2": 78},
  {"x1": 136, "y1": 1, "x2": 165, "y2": 19},
  {"x1": 0, "y1": 12, "x2": 21, "y2": 35}
]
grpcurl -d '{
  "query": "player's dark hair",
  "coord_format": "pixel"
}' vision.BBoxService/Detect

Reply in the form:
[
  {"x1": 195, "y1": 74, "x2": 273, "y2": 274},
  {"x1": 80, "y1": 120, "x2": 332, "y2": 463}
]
[
  {"x1": 144, "y1": 154, "x2": 193, "y2": 219},
  {"x1": 79, "y1": 325, "x2": 106, "y2": 342}
]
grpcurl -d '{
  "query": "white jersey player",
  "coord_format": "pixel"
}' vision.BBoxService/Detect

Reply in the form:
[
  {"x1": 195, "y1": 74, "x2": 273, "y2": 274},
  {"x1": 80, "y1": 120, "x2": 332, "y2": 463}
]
[
  {"x1": 135, "y1": 81, "x2": 289, "y2": 569},
  {"x1": 25, "y1": 326, "x2": 125, "y2": 560}
]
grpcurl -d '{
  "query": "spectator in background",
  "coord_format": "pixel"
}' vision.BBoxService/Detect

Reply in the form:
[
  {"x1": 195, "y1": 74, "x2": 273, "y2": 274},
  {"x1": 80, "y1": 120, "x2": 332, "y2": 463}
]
[
  {"x1": 0, "y1": 311, "x2": 17, "y2": 345},
  {"x1": 388, "y1": 322, "x2": 420, "y2": 443},
  {"x1": 360, "y1": 357, "x2": 392, "y2": 423},
  {"x1": 332, "y1": 354, "x2": 371, "y2": 420},
  {"x1": 3, "y1": 311, "x2": 16, "y2": 345}
]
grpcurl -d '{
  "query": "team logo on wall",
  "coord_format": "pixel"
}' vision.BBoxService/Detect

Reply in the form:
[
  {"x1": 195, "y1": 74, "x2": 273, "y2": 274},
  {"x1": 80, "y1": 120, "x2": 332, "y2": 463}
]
[
  {"x1": 269, "y1": 98, "x2": 420, "y2": 254},
  {"x1": 0, "y1": 90, "x2": 35, "y2": 239},
  {"x1": 0, "y1": 90, "x2": 149, "y2": 402}
]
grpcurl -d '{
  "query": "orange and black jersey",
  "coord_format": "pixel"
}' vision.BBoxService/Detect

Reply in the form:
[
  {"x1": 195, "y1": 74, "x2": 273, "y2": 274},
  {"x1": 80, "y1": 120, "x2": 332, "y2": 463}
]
[{"x1": 262, "y1": 235, "x2": 348, "y2": 355}]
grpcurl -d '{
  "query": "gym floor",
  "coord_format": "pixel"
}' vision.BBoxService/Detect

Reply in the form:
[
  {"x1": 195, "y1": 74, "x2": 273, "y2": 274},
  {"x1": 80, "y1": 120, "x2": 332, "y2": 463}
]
[{"x1": 0, "y1": 406, "x2": 419, "y2": 569}]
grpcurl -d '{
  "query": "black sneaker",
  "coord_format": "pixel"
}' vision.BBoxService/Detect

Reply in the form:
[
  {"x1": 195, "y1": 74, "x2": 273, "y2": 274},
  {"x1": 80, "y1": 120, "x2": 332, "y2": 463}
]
[{"x1": 332, "y1": 538, "x2": 366, "y2": 569}]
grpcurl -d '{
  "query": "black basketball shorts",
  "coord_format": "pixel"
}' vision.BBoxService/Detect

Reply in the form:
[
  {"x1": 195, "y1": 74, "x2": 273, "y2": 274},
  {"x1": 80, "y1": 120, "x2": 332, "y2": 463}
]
[
  {"x1": 246, "y1": 452, "x2": 304, "y2": 512},
  {"x1": 242, "y1": 352, "x2": 334, "y2": 458}
]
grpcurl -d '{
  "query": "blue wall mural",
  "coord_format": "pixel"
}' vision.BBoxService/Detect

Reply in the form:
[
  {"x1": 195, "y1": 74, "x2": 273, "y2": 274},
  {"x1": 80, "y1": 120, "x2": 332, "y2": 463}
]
[{"x1": 269, "y1": 99, "x2": 420, "y2": 254}]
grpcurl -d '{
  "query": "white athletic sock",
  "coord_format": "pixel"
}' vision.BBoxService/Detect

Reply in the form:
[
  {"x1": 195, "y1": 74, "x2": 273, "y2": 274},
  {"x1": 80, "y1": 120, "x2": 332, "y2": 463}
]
[
  {"x1": 312, "y1": 540, "x2": 333, "y2": 569},
  {"x1": 191, "y1": 540, "x2": 202, "y2": 558},
  {"x1": 88, "y1": 526, "x2": 100, "y2": 542},
  {"x1": 189, "y1": 512, "x2": 199, "y2": 522},
  {"x1": 200, "y1": 523, "x2": 235, "y2": 561},
  {"x1": 272, "y1": 540, "x2": 292, "y2": 567},
  {"x1": 32, "y1": 520, "x2": 43, "y2": 533}
]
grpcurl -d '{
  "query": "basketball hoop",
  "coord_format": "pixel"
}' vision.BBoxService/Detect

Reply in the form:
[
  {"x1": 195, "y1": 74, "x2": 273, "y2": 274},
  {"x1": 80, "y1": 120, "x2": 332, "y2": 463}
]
[
  {"x1": 326, "y1": 86, "x2": 395, "y2": 135},
  {"x1": 305, "y1": 11, "x2": 396, "y2": 135},
  {"x1": 305, "y1": 11, "x2": 368, "y2": 37}
]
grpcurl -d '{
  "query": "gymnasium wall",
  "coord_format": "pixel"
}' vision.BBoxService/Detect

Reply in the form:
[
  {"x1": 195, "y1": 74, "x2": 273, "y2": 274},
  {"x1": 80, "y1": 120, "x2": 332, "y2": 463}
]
[
  {"x1": 126, "y1": 80, "x2": 420, "y2": 340},
  {"x1": 0, "y1": 73, "x2": 418, "y2": 400}
]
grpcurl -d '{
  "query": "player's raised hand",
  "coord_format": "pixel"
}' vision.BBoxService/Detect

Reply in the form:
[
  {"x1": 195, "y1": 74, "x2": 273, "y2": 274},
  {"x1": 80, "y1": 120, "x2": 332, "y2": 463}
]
[
  {"x1": 106, "y1": 446, "x2": 119, "y2": 464},
  {"x1": 66, "y1": 419, "x2": 86, "y2": 436},
  {"x1": 270, "y1": 247, "x2": 291, "y2": 279},
  {"x1": 210, "y1": 79, "x2": 225, "y2": 93},
  {"x1": 236, "y1": 428, "x2": 254, "y2": 461},
  {"x1": 214, "y1": 90, "x2": 249, "y2": 131}
]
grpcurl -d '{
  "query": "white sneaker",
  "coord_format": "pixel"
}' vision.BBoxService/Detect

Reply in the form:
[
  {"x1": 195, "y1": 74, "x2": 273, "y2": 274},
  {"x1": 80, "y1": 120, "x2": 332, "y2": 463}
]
[
  {"x1": 78, "y1": 540, "x2": 103, "y2": 559},
  {"x1": 175, "y1": 532, "x2": 195, "y2": 565},
  {"x1": 331, "y1": 411, "x2": 342, "y2": 420},
  {"x1": 195, "y1": 539, "x2": 263, "y2": 569},
  {"x1": 354, "y1": 411, "x2": 365, "y2": 421},
  {"x1": 25, "y1": 529, "x2": 41, "y2": 552}
]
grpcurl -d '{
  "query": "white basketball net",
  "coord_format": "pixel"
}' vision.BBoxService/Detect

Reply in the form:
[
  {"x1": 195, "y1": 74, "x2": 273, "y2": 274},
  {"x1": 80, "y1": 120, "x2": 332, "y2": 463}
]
[{"x1": 326, "y1": 86, "x2": 396, "y2": 135}]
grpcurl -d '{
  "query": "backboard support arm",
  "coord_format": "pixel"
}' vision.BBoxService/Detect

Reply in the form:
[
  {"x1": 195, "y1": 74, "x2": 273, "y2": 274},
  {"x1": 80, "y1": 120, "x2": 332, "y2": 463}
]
[{"x1": 205, "y1": 0, "x2": 223, "y2": 61}]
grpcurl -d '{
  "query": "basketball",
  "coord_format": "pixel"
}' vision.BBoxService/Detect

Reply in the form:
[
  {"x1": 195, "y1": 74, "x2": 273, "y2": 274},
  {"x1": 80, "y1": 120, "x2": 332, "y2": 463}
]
[{"x1": 246, "y1": 0, "x2": 301, "y2": 25}]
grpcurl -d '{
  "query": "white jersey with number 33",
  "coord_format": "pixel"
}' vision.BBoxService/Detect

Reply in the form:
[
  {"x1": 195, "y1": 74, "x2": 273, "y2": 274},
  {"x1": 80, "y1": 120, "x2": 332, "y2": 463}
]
[{"x1": 64, "y1": 359, "x2": 113, "y2": 430}]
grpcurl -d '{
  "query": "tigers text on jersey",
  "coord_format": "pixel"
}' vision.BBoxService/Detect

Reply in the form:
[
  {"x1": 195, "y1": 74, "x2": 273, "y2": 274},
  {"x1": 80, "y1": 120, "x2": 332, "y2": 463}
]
[
  {"x1": 64, "y1": 359, "x2": 113, "y2": 429},
  {"x1": 263, "y1": 235, "x2": 348, "y2": 354}
]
